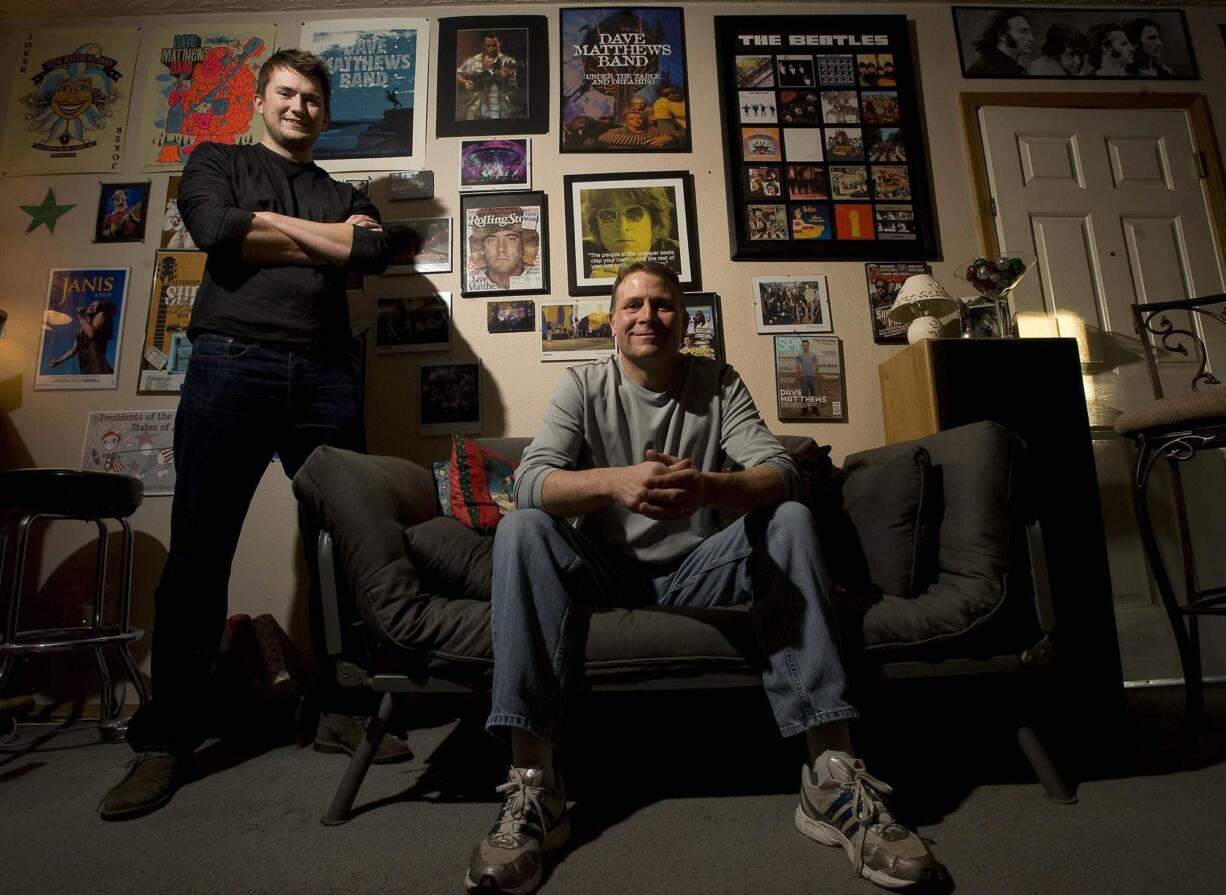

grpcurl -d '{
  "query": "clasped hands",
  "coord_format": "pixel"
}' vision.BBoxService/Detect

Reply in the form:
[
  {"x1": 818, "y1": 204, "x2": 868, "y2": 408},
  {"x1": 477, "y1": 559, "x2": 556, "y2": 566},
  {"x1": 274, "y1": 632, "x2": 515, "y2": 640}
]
[{"x1": 611, "y1": 449, "x2": 710, "y2": 519}]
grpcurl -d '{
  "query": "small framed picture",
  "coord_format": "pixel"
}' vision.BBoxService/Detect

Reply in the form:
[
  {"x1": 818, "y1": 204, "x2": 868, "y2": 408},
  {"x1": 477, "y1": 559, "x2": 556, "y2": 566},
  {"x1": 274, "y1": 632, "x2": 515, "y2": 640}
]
[
  {"x1": 382, "y1": 219, "x2": 451, "y2": 274},
  {"x1": 420, "y1": 359, "x2": 482, "y2": 436},
  {"x1": 160, "y1": 176, "x2": 195, "y2": 249},
  {"x1": 460, "y1": 192, "x2": 549, "y2": 296},
  {"x1": 388, "y1": 170, "x2": 435, "y2": 201},
  {"x1": 376, "y1": 292, "x2": 452, "y2": 353},
  {"x1": 538, "y1": 300, "x2": 616, "y2": 362},
  {"x1": 95, "y1": 182, "x2": 150, "y2": 243},
  {"x1": 751, "y1": 275, "x2": 833, "y2": 334},
  {"x1": 563, "y1": 171, "x2": 701, "y2": 296},
  {"x1": 487, "y1": 300, "x2": 536, "y2": 333},
  {"x1": 865, "y1": 262, "x2": 931, "y2": 344},
  {"x1": 459, "y1": 138, "x2": 531, "y2": 192},
  {"x1": 681, "y1": 293, "x2": 724, "y2": 363},
  {"x1": 436, "y1": 16, "x2": 550, "y2": 138},
  {"x1": 773, "y1": 335, "x2": 846, "y2": 422}
]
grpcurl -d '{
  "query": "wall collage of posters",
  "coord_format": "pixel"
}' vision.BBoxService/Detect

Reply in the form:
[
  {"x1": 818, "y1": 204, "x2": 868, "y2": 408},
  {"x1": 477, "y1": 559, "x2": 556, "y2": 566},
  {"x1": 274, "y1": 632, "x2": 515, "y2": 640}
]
[{"x1": 11, "y1": 7, "x2": 1203, "y2": 447}]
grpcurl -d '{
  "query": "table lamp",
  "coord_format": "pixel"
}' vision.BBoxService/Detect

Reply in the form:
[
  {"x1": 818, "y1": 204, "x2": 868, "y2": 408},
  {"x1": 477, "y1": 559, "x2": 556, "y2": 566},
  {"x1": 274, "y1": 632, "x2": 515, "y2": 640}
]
[{"x1": 889, "y1": 274, "x2": 958, "y2": 344}]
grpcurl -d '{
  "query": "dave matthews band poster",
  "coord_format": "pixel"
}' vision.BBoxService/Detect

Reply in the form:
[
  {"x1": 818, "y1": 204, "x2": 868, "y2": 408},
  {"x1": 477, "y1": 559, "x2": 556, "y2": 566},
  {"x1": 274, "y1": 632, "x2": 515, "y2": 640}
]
[
  {"x1": 2, "y1": 28, "x2": 139, "y2": 177},
  {"x1": 138, "y1": 24, "x2": 274, "y2": 173},
  {"x1": 560, "y1": 7, "x2": 690, "y2": 153},
  {"x1": 303, "y1": 18, "x2": 430, "y2": 172},
  {"x1": 715, "y1": 15, "x2": 937, "y2": 262}
]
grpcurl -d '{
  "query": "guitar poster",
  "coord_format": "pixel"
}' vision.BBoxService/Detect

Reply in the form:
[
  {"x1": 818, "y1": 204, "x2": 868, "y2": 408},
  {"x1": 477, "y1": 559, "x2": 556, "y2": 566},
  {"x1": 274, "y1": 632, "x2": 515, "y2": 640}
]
[
  {"x1": 138, "y1": 23, "x2": 275, "y2": 172},
  {"x1": 138, "y1": 250, "x2": 206, "y2": 394}
]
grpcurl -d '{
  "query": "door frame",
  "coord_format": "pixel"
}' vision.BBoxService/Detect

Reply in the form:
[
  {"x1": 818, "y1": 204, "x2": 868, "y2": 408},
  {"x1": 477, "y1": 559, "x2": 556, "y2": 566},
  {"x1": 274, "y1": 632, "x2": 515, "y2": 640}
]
[{"x1": 960, "y1": 92, "x2": 1226, "y2": 266}]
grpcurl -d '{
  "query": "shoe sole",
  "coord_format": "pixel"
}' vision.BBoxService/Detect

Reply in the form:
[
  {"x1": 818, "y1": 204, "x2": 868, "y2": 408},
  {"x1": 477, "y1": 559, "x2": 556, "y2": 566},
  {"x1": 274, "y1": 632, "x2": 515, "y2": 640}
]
[
  {"x1": 794, "y1": 804, "x2": 918, "y2": 890},
  {"x1": 312, "y1": 739, "x2": 414, "y2": 765},
  {"x1": 461, "y1": 815, "x2": 571, "y2": 895}
]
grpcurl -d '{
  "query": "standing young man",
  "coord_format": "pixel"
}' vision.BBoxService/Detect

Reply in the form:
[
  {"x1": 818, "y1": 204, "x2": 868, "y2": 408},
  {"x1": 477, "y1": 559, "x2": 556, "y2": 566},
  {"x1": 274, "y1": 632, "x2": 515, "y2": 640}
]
[
  {"x1": 465, "y1": 261, "x2": 941, "y2": 893},
  {"x1": 99, "y1": 49, "x2": 400, "y2": 821}
]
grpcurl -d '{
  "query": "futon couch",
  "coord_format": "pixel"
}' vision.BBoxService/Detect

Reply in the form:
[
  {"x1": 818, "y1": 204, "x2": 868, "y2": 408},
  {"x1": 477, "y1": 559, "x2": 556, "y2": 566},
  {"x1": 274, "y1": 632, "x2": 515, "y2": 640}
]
[{"x1": 293, "y1": 419, "x2": 1065, "y2": 823}]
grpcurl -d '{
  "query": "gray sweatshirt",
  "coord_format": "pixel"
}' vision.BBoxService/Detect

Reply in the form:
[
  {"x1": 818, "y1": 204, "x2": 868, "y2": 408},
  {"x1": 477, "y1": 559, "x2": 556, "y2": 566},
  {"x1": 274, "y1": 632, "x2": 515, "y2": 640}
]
[{"x1": 514, "y1": 355, "x2": 798, "y2": 564}]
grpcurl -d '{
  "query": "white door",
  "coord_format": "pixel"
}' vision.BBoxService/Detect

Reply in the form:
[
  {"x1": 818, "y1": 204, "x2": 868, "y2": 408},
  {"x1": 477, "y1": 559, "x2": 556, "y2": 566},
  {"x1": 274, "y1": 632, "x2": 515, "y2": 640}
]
[{"x1": 978, "y1": 103, "x2": 1226, "y2": 684}]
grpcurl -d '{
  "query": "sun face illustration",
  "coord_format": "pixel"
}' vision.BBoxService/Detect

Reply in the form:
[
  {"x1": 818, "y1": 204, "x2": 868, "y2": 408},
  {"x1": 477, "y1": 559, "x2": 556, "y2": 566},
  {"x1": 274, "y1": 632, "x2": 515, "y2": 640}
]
[{"x1": 23, "y1": 43, "x2": 118, "y2": 151}]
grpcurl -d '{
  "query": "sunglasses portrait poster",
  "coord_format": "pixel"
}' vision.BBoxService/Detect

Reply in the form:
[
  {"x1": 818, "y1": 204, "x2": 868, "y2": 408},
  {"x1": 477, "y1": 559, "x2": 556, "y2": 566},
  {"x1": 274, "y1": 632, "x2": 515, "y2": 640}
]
[{"x1": 563, "y1": 170, "x2": 701, "y2": 296}]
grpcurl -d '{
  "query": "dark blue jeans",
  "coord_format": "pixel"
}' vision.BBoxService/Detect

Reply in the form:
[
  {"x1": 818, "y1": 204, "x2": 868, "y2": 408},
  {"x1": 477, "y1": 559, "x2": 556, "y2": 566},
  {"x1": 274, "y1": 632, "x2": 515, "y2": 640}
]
[{"x1": 127, "y1": 334, "x2": 359, "y2": 753}]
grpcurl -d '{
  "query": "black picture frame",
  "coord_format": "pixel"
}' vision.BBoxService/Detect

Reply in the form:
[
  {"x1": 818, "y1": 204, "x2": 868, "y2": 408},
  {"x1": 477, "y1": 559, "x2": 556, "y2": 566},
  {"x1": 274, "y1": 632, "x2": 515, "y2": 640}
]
[
  {"x1": 459, "y1": 192, "x2": 550, "y2": 297},
  {"x1": 681, "y1": 293, "x2": 725, "y2": 363},
  {"x1": 94, "y1": 181, "x2": 150, "y2": 244},
  {"x1": 714, "y1": 15, "x2": 938, "y2": 262},
  {"x1": 562, "y1": 170, "x2": 701, "y2": 296},
  {"x1": 559, "y1": 7, "x2": 692, "y2": 153},
  {"x1": 952, "y1": 7, "x2": 1198, "y2": 79},
  {"x1": 436, "y1": 16, "x2": 550, "y2": 138}
]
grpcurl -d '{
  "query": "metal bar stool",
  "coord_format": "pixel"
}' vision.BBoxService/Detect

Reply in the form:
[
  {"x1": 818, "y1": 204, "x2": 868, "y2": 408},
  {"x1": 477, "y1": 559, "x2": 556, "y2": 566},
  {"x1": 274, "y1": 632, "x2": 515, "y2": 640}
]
[{"x1": 0, "y1": 469, "x2": 150, "y2": 734}]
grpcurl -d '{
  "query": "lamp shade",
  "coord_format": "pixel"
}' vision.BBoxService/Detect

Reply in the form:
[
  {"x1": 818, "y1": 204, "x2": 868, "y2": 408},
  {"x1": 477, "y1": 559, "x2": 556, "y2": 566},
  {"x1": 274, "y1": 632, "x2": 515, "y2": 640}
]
[{"x1": 888, "y1": 274, "x2": 958, "y2": 323}]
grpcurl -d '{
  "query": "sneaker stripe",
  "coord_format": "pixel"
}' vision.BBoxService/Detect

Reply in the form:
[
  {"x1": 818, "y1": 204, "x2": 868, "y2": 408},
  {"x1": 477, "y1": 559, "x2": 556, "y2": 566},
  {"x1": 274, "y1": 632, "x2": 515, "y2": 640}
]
[{"x1": 827, "y1": 792, "x2": 852, "y2": 817}]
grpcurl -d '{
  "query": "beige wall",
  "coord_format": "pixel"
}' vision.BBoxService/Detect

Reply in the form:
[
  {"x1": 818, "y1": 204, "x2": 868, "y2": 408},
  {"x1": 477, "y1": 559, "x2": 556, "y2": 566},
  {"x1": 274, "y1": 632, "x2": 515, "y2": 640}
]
[{"x1": 3, "y1": 4, "x2": 1225, "y2": 681}]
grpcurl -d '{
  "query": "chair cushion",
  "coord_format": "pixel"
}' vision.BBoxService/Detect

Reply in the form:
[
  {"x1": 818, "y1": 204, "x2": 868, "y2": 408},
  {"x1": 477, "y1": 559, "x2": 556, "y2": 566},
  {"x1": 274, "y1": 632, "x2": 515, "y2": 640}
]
[
  {"x1": 404, "y1": 516, "x2": 493, "y2": 601},
  {"x1": 1112, "y1": 388, "x2": 1226, "y2": 437}
]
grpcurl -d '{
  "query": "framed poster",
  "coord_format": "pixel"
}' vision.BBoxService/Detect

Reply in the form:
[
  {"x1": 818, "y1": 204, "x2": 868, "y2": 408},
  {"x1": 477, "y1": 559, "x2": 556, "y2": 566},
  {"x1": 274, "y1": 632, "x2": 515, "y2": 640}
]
[
  {"x1": 773, "y1": 335, "x2": 846, "y2": 422},
  {"x1": 1, "y1": 28, "x2": 140, "y2": 177},
  {"x1": 419, "y1": 359, "x2": 482, "y2": 436},
  {"x1": 953, "y1": 7, "x2": 1197, "y2": 79},
  {"x1": 139, "y1": 250, "x2": 206, "y2": 394},
  {"x1": 714, "y1": 15, "x2": 937, "y2": 261},
  {"x1": 459, "y1": 138, "x2": 531, "y2": 192},
  {"x1": 376, "y1": 292, "x2": 451, "y2": 353},
  {"x1": 560, "y1": 7, "x2": 691, "y2": 153},
  {"x1": 460, "y1": 192, "x2": 549, "y2": 296},
  {"x1": 35, "y1": 268, "x2": 130, "y2": 390},
  {"x1": 138, "y1": 24, "x2": 274, "y2": 172},
  {"x1": 751, "y1": 275, "x2": 832, "y2": 334},
  {"x1": 384, "y1": 218, "x2": 451, "y2": 274},
  {"x1": 94, "y1": 182, "x2": 150, "y2": 243},
  {"x1": 487, "y1": 300, "x2": 537, "y2": 333},
  {"x1": 681, "y1": 293, "x2": 724, "y2": 363},
  {"x1": 436, "y1": 16, "x2": 549, "y2": 137},
  {"x1": 161, "y1": 176, "x2": 197, "y2": 249},
  {"x1": 865, "y1": 262, "x2": 931, "y2": 344},
  {"x1": 563, "y1": 171, "x2": 701, "y2": 295},
  {"x1": 302, "y1": 18, "x2": 430, "y2": 171},
  {"x1": 539, "y1": 300, "x2": 616, "y2": 361},
  {"x1": 81, "y1": 410, "x2": 177, "y2": 495}
]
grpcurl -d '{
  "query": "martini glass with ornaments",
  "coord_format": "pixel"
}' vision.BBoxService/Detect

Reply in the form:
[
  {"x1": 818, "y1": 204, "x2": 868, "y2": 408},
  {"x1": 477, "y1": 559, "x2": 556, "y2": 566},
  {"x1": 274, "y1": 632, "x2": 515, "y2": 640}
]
[{"x1": 959, "y1": 251, "x2": 1037, "y2": 338}]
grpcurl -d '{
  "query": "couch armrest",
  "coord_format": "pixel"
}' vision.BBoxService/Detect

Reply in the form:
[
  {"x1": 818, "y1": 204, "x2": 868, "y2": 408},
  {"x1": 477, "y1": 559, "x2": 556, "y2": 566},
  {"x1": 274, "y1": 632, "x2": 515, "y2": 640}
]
[{"x1": 293, "y1": 446, "x2": 438, "y2": 641}]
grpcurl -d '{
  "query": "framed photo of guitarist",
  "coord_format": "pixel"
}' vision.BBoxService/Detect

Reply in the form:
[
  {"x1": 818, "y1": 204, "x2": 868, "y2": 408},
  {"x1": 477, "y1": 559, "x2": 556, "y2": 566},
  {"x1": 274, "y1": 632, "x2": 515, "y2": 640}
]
[{"x1": 436, "y1": 16, "x2": 550, "y2": 138}]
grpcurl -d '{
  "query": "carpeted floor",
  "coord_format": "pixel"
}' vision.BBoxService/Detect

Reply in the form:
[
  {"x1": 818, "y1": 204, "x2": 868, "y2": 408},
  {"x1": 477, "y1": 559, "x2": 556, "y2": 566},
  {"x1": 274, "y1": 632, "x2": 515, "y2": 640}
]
[{"x1": 1, "y1": 683, "x2": 1223, "y2": 895}]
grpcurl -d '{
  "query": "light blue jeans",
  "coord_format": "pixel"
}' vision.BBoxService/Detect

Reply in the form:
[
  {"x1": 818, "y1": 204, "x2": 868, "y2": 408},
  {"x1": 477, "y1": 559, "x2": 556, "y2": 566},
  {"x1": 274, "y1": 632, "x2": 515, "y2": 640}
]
[{"x1": 486, "y1": 502, "x2": 859, "y2": 745}]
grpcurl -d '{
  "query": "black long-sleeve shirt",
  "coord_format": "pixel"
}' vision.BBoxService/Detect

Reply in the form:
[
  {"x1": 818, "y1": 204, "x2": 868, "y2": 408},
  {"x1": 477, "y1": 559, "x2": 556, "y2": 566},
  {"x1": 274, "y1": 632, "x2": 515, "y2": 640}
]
[{"x1": 178, "y1": 141, "x2": 390, "y2": 356}]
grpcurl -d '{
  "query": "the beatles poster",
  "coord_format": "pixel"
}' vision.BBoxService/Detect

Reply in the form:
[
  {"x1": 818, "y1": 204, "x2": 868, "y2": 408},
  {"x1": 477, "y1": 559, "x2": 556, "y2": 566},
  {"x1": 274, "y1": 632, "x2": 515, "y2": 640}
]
[
  {"x1": 715, "y1": 15, "x2": 937, "y2": 261},
  {"x1": 2, "y1": 28, "x2": 139, "y2": 176},
  {"x1": 35, "y1": 267, "x2": 130, "y2": 391},
  {"x1": 80, "y1": 410, "x2": 177, "y2": 495},
  {"x1": 302, "y1": 18, "x2": 430, "y2": 171},
  {"x1": 138, "y1": 24, "x2": 275, "y2": 172},
  {"x1": 436, "y1": 16, "x2": 550, "y2": 138},
  {"x1": 953, "y1": 7, "x2": 1197, "y2": 79},
  {"x1": 774, "y1": 335, "x2": 846, "y2": 422},
  {"x1": 138, "y1": 250, "x2": 205, "y2": 394},
  {"x1": 560, "y1": 7, "x2": 690, "y2": 153}
]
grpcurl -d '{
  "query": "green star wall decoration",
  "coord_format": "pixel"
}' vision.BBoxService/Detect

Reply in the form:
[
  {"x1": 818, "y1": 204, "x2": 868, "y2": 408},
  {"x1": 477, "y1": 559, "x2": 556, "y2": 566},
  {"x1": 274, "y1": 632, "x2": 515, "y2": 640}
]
[{"x1": 21, "y1": 188, "x2": 76, "y2": 234}]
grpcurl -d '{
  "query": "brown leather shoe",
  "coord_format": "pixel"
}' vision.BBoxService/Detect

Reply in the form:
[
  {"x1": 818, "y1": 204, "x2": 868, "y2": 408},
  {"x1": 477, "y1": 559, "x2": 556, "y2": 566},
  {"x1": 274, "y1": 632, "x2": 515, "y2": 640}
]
[
  {"x1": 312, "y1": 712, "x2": 414, "y2": 765},
  {"x1": 98, "y1": 752, "x2": 181, "y2": 821}
]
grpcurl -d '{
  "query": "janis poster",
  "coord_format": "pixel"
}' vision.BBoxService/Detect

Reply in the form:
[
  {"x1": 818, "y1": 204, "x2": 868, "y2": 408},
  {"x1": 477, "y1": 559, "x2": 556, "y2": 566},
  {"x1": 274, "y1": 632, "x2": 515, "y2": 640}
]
[
  {"x1": 138, "y1": 24, "x2": 274, "y2": 172},
  {"x1": 302, "y1": 18, "x2": 430, "y2": 171},
  {"x1": 139, "y1": 250, "x2": 206, "y2": 394},
  {"x1": 1, "y1": 28, "x2": 139, "y2": 176},
  {"x1": 35, "y1": 268, "x2": 130, "y2": 391},
  {"x1": 560, "y1": 7, "x2": 690, "y2": 152},
  {"x1": 81, "y1": 410, "x2": 178, "y2": 496}
]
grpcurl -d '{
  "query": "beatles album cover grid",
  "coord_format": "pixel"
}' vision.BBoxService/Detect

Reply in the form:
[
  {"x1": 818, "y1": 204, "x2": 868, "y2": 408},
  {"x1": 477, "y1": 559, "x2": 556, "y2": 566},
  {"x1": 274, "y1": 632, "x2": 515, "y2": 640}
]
[{"x1": 716, "y1": 16, "x2": 936, "y2": 262}]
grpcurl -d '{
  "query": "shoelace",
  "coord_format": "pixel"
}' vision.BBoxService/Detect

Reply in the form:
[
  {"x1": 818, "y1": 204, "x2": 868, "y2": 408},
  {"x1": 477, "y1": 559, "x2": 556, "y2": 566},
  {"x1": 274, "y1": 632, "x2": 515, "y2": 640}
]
[
  {"x1": 493, "y1": 768, "x2": 547, "y2": 838},
  {"x1": 832, "y1": 761, "x2": 896, "y2": 880}
]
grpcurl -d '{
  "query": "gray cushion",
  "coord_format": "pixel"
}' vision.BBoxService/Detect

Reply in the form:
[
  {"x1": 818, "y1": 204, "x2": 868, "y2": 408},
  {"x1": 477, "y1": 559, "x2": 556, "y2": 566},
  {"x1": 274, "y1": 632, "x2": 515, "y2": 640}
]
[{"x1": 405, "y1": 516, "x2": 493, "y2": 601}]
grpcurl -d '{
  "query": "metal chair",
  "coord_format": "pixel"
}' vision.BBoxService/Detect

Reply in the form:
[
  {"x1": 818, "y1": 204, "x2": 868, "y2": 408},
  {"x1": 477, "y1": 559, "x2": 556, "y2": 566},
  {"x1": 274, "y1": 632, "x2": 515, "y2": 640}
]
[
  {"x1": 0, "y1": 469, "x2": 150, "y2": 733},
  {"x1": 1114, "y1": 294, "x2": 1226, "y2": 735}
]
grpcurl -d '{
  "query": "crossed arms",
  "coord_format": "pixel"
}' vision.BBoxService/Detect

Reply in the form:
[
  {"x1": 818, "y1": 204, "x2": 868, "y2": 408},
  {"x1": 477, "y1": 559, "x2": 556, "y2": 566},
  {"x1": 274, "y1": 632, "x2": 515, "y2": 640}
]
[{"x1": 242, "y1": 211, "x2": 382, "y2": 266}]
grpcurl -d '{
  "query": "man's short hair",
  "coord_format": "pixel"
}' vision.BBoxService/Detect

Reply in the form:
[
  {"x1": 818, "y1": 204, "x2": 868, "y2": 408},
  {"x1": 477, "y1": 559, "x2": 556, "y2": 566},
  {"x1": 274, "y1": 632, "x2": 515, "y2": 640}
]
[
  {"x1": 1125, "y1": 17, "x2": 1160, "y2": 48},
  {"x1": 609, "y1": 261, "x2": 683, "y2": 314},
  {"x1": 1086, "y1": 22, "x2": 1126, "y2": 68},
  {"x1": 257, "y1": 49, "x2": 332, "y2": 117},
  {"x1": 1042, "y1": 24, "x2": 1088, "y2": 59},
  {"x1": 468, "y1": 221, "x2": 540, "y2": 265},
  {"x1": 974, "y1": 9, "x2": 1027, "y2": 54}
]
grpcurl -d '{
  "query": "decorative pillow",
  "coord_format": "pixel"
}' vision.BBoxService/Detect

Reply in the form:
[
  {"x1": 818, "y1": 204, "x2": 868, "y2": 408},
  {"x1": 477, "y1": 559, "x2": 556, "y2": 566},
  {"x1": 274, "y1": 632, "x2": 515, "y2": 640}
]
[
  {"x1": 448, "y1": 435, "x2": 518, "y2": 535},
  {"x1": 432, "y1": 462, "x2": 453, "y2": 517},
  {"x1": 404, "y1": 516, "x2": 493, "y2": 600},
  {"x1": 836, "y1": 445, "x2": 934, "y2": 598}
]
